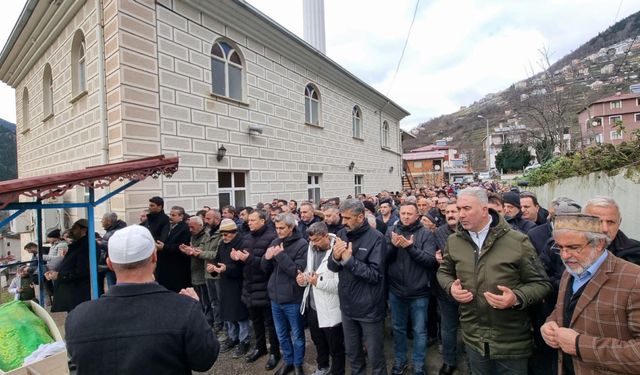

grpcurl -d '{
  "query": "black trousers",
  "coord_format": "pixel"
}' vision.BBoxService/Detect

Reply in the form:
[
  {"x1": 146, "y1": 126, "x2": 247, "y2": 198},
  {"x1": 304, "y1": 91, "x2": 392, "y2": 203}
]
[
  {"x1": 342, "y1": 313, "x2": 387, "y2": 375},
  {"x1": 307, "y1": 307, "x2": 345, "y2": 375},
  {"x1": 249, "y1": 305, "x2": 280, "y2": 354},
  {"x1": 193, "y1": 284, "x2": 213, "y2": 326}
]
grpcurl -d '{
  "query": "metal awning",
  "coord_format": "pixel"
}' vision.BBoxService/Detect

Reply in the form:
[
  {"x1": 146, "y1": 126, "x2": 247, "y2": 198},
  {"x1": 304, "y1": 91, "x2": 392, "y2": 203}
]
[{"x1": 0, "y1": 155, "x2": 179, "y2": 305}]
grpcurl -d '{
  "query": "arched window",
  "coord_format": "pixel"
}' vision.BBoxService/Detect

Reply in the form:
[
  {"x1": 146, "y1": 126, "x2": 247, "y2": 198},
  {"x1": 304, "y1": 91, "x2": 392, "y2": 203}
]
[
  {"x1": 382, "y1": 121, "x2": 389, "y2": 147},
  {"x1": 43, "y1": 64, "x2": 53, "y2": 119},
  {"x1": 71, "y1": 30, "x2": 86, "y2": 97},
  {"x1": 211, "y1": 40, "x2": 243, "y2": 101},
  {"x1": 22, "y1": 88, "x2": 30, "y2": 132},
  {"x1": 352, "y1": 105, "x2": 362, "y2": 138},
  {"x1": 305, "y1": 84, "x2": 320, "y2": 125}
]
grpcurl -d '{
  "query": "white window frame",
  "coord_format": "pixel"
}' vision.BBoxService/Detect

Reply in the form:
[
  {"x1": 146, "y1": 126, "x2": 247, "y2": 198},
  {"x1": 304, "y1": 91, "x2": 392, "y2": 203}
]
[
  {"x1": 610, "y1": 129, "x2": 623, "y2": 140},
  {"x1": 305, "y1": 84, "x2": 321, "y2": 126},
  {"x1": 635, "y1": 113, "x2": 640, "y2": 122},
  {"x1": 307, "y1": 174, "x2": 322, "y2": 205},
  {"x1": 636, "y1": 98, "x2": 640, "y2": 106},
  {"x1": 71, "y1": 30, "x2": 87, "y2": 99},
  {"x1": 382, "y1": 121, "x2": 390, "y2": 148},
  {"x1": 211, "y1": 40, "x2": 244, "y2": 101},
  {"x1": 43, "y1": 64, "x2": 53, "y2": 119},
  {"x1": 354, "y1": 175, "x2": 363, "y2": 196},
  {"x1": 352, "y1": 105, "x2": 362, "y2": 139},
  {"x1": 595, "y1": 133, "x2": 603, "y2": 144},
  {"x1": 609, "y1": 115, "x2": 622, "y2": 125},
  {"x1": 610, "y1": 100, "x2": 622, "y2": 109},
  {"x1": 218, "y1": 171, "x2": 247, "y2": 209}
]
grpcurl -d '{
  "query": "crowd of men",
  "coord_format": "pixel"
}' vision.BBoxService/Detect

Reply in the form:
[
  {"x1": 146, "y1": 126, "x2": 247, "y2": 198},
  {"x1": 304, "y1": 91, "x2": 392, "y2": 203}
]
[{"x1": 31, "y1": 182, "x2": 640, "y2": 375}]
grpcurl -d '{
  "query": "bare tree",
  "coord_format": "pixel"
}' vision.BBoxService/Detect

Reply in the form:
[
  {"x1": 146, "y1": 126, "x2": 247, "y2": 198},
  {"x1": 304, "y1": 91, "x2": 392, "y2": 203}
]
[{"x1": 507, "y1": 47, "x2": 585, "y2": 163}]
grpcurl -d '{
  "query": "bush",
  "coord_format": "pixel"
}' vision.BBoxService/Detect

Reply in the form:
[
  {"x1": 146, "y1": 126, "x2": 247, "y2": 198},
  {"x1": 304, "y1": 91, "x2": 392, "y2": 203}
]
[{"x1": 526, "y1": 136, "x2": 640, "y2": 186}]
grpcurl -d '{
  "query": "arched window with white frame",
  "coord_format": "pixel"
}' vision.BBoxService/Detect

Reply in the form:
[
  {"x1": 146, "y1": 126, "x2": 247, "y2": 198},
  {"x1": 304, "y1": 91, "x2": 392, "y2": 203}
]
[
  {"x1": 211, "y1": 40, "x2": 244, "y2": 101},
  {"x1": 43, "y1": 64, "x2": 53, "y2": 119},
  {"x1": 352, "y1": 105, "x2": 362, "y2": 138},
  {"x1": 71, "y1": 30, "x2": 87, "y2": 97},
  {"x1": 382, "y1": 120, "x2": 390, "y2": 148},
  {"x1": 305, "y1": 84, "x2": 320, "y2": 125}
]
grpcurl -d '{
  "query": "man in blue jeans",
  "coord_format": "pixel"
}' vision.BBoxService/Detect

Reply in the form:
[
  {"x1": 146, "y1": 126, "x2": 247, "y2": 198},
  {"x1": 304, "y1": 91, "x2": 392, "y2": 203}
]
[
  {"x1": 261, "y1": 213, "x2": 308, "y2": 375},
  {"x1": 328, "y1": 199, "x2": 388, "y2": 375},
  {"x1": 434, "y1": 201, "x2": 460, "y2": 375},
  {"x1": 386, "y1": 202, "x2": 437, "y2": 375}
]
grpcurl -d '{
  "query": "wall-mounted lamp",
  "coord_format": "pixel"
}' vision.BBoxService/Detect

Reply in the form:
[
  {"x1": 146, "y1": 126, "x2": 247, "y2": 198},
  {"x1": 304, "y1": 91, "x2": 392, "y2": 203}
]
[
  {"x1": 389, "y1": 166, "x2": 394, "y2": 173},
  {"x1": 348, "y1": 161, "x2": 355, "y2": 171},
  {"x1": 248, "y1": 124, "x2": 264, "y2": 135},
  {"x1": 216, "y1": 144, "x2": 227, "y2": 161}
]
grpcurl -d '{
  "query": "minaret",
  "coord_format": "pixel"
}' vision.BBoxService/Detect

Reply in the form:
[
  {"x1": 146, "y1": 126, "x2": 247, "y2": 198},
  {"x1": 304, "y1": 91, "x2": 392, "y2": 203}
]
[{"x1": 303, "y1": 0, "x2": 326, "y2": 53}]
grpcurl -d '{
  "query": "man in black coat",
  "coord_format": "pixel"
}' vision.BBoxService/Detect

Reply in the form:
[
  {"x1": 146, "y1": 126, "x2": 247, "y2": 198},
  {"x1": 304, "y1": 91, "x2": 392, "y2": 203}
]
[
  {"x1": 584, "y1": 196, "x2": 640, "y2": 265},
  {"x1": 386, "y1": 202, "x2": 437, "y2": 375},
  {"x1": 328, "y1": 199, "x2": 387, "y2": 375},
  {"x1": 527, "y1": 197, "x2": 581, "y2": 375},
  {"x1": 65, "y1": 225, "x2": 219, "y2": 375},
  {"x1": 322, "y1": 204, "x2": 344, "y2": 234},
  {"x1": 234, "y1": 209, "x2": 281, "y2": 369},
  {"x1": 45, "y1": 219, "x2": 92, "y2": 312},
  {"x1": 208, "y1": 219, "x2": 250, "y2": 358},
  {"x1": 433, "y1": 201, "x2": 460, "y2": 375},
  {"x1": 97, "y1": 212, "x2": 127, "y2": 291},
  {"x1": 503, "y1": 192, "x2": 536, "y2": 234},
  {"x1": 261, "y1": 213, "x2": 308, "y2": 375},
  {"x1": 298, "y1": 201, "x2": 321, "y2": 241},
  {"x1": 143, "y1": 196, "x2": 170, "y2": 242},
  {"x1": 155, "y1": 206, "x2": 192, "y2": 292}
]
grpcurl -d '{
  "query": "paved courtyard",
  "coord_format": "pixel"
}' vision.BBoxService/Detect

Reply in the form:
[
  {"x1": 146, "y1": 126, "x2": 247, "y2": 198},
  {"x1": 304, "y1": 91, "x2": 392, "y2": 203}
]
[{"x1": 51, "y1": 311, "x2": 468, "y2": 375}]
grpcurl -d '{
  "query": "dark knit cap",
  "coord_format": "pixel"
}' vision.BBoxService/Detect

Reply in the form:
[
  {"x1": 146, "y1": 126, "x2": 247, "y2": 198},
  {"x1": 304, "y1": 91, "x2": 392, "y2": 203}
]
[
  {"x1": 47, "y1": 229, "x2": 61, "y2": 238},
  {"x1": 363, "y1": 200, "x2": 376, "y2": 215},
  {"x1": 502, "y1": 192, "x2": 521, "y2": 209}
]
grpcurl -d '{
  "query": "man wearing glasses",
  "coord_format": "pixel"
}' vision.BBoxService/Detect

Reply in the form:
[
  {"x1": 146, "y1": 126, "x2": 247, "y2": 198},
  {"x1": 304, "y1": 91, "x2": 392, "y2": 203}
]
[{"x1": 541, "y1": 213, "x2": 640, "y2": 375}]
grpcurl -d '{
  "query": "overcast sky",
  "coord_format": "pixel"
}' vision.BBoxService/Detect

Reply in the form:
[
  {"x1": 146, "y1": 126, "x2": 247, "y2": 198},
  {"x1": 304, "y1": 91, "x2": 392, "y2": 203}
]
[{"x1": 0, "y1": 0, "x2": 638, "y2": 129}]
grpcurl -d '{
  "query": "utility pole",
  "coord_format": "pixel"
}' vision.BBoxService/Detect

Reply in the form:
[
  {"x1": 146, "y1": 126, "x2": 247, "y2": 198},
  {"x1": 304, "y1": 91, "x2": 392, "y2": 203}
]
[{"x1": 478, "y1": 115, "x2": 490, "y2": 171}]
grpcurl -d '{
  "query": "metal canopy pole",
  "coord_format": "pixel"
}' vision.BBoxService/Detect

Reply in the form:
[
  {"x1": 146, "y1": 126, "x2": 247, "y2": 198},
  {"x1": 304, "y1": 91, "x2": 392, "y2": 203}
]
[
  {"x1": 87, "y1": 186, "x2": 99, "y2": 299},
  {"x1": 35, "y1": 201, "x2": 46, "y2": 307}
]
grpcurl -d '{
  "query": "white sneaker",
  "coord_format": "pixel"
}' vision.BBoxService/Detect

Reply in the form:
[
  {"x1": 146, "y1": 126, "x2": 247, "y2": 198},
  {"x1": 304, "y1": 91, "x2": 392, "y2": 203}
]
[{"x1": 311, "y1": 367, "x2": 331, "y2": 375}]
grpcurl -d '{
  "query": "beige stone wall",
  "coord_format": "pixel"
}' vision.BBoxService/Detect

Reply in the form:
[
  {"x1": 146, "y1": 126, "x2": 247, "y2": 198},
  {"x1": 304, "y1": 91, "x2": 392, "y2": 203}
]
[
  {"x1": 105, "y1": 0, "x2": 164, "y2": 225},
  {"x1": 15, "y1": 2, "x2": 103, "y2": 178},
  {"x1": 153, "y1": 0, "x2": 403, "y2": 212}
]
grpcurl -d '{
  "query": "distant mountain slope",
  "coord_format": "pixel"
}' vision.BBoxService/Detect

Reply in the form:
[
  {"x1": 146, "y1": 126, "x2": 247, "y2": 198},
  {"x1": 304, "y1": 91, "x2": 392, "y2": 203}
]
[
  {"x1": 405, "y1": 11, "x2": 640, "y2": 169},
  {"x1": 0, "y1": 118, "x2": 17, "y2": 181},
  {"x1": 0, "y1": 118, "x2": 16, "y2": 132}
]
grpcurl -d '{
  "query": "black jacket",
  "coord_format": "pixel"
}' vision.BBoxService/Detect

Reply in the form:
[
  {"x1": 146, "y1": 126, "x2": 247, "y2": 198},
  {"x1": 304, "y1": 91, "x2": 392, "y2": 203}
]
[
  {"x1": 428, "y1": 208, "x2": 447, "y2": 227},
  {"x1": 261, "y1": 228, "x2": 307, "y2": 304},
  {"x1": 66, "y1": 283, "x2": 219, "y2": 375},
  {"x1": 241, "y1": 224, "x2": 277, "y2": 307},
  {"x1": 98, "y1": 220, "x2": 127, "y2": 252},
  {"x1": 610, "y1": 230, "x2": 640, "y2": 265},
  {"x1": 535, "y1": 207, "x2": 549, "y2": 226},
  {"x1": 433, "y1": 224, "x2": 457, "y2": 298},
  {"x1": 507, "y1": 212, "x2": 537, "y2": 234},
  {"x1": 327, "y1": 222, "x2": 344, "y2": 235},
  {"x1": 214, "y1": 234, "x2": 249, "y2": 321},
  {"x1": 144, "y1": 211, "x2": 170, "y2": 242},
  {"x1": 52, "y1": 235, "x2": 92, "y2": 312},
  {"x1": 297, "y1": 215, "x2": 321, "y2": 240},
  {"x1": 328, "y1": 220, "x2": 386, "y2": 323},
  {"x1": 156, "y1": 221, "x2": 192, "y2": 292},
  {"x1": 386, "y1": 220, "x2": 437, "y2": 299}
]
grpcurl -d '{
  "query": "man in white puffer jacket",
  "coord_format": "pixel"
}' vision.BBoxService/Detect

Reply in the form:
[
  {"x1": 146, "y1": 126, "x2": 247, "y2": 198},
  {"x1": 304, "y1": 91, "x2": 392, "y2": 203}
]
[{"x1": 297, "y1": 222, "x2": 345, "y2": 375}]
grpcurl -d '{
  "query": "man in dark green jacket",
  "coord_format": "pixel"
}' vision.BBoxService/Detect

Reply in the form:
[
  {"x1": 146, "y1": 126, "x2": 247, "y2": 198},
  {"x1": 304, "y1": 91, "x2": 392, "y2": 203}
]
[{"x1": 437, "y1": 187, "x2": 551, "y2": 375}]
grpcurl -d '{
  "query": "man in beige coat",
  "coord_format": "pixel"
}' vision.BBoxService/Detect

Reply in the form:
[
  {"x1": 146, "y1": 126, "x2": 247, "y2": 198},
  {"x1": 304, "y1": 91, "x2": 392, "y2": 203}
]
[{"x1": 542, "y1": 213, "x2": 640, "y2": 374}]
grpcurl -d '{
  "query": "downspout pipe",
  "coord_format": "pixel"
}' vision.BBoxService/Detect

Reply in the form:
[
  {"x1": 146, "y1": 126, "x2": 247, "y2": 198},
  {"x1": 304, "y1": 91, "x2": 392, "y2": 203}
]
[{"x1": 94, "y1": 0, "x2": 110, "y2": 210}]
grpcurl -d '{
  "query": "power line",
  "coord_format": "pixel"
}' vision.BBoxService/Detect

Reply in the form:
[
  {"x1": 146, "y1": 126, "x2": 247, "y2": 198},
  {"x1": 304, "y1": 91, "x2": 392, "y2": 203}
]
[
  {"x1": 613, "y1": 0, "x2": 624, "y2": 23},
  {"x1": 386, "y1": 0, "x2": 420, "y2": 97}
]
